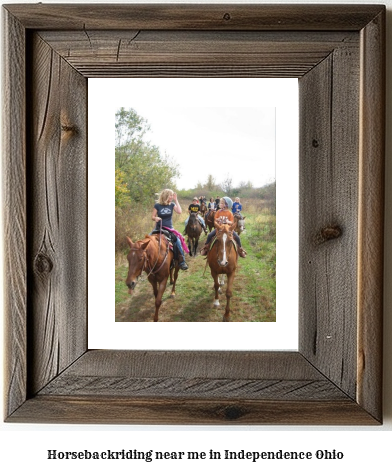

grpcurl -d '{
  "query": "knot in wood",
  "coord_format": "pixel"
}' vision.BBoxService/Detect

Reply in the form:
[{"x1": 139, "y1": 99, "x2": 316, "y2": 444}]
[
  {"x1": 223, "y1": 13, "x2": 231, "y2": 21},
  {"x1": 61, "y1": 124, "x2": 77, "y2": 134},
  {"x1": 312, "y1": 139, "x2": 319, "y2": 148},
  {"x1": 223, "y1": 405, "x2": 244, "y2": 420},
  {"x1": 315, "y1": 225, "x2": 342, "y2": 245},
  {"x1": 34, "y1": 252, "x2": 53, "y2": 274}
]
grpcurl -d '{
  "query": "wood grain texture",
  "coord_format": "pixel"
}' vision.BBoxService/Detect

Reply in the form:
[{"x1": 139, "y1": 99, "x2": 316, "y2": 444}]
[
  {"x1": 9, "y1": 396, "x2": 379, "y2": 425},
  {"x1": 357, "y1": 9, "x2": 385, "y2": 422},
  {"x1": 2, "y1": 4, "x2": 385, "y2": 425},
  {"x1": 2, "y1": 9, "x2": 27, "y2": 419},
  {"x1": 4, "y1": 4, "x2": 384, "y2": 31},
  {"x1": 37, "y1": 351, "x2": 347, "y2": 401},
  {"x1": 298, "y1": 42, "x2": 360, "y2": 399},
  {"x1": 38, "y1": 30, "x2": 358, "y2": 78},
  {"x1": 27, "y1": 33, "x2": 87, "y2": 395}
]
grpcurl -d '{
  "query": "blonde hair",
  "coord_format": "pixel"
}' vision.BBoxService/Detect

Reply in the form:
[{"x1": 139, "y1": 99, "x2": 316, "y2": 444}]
[{"x1": 158, "y1": 189, "x2": 174, "y2": 205}]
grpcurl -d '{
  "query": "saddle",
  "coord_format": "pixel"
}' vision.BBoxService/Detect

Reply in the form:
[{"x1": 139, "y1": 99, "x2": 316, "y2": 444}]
[
  {"x1": 151, "y1": 228, "x2": 177, "y2": 244},
  {"x1": 151, "y1": 229, "x2": 179, "y2": 269}
]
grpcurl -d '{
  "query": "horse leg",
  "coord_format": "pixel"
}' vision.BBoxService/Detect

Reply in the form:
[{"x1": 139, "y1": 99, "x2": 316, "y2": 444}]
[
  {"x1": 223, "y1": 272, "x2": 235, "y2": 322},
  {"x1": 169, "y1": 266, "x2": 174, "y2": 285},
  {"x1": 149, "y1": 277, "x2": 158, "y2": 298},
  {"x1": 194, "y1": 237, "x2": 199, "y2": 256},
  {"x1": 211, "y1": 271, "x2": 220, "y2": 307},
  {"x1": 153, "y1": 277, "x2": 168, "y2": 322},
  {"x1": 170, "y1": 264, "x2": 180, "y2": 298},
  {"x1": 188, "y1": 236, "x2": 192, "y2": 257}
]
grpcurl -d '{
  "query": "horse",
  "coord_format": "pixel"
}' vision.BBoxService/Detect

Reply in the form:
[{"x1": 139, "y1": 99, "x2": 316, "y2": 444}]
[
  {"x1": 199, "y1": 201, "x2": 207, "y2": 217},
  {"x1": 186, "y1": 212, "x2": 202, "y2": 256},
  {"x1": 205, "y1": 209, "x2": 216, "y2": 232},
  {"x1": 125, "y1": 233, "x2": 179, "y2": 322},
  {"x1": 233, "y1": 213, "x2": 246, "y2": 235},
  {"x1": 207, "y1": 220, "x2": 238, "y2": 322}
]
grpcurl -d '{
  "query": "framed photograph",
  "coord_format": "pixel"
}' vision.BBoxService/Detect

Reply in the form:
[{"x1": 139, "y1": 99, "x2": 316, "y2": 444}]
[
  {"x1": 88, "y1": 77, "x2": 298, "y2": 349},
  {"x1": 3, "y1": 4, "x2": 384, "y2": 424}
]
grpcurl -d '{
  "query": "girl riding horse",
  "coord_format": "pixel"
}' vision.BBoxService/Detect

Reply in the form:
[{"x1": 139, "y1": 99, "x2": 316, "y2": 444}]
[
  {"x1": 200, "y1": 196, "x2": 247, "y2": 258},
  {"x1": 151, "y1": 189, "x2": 189, "y2": 270}
]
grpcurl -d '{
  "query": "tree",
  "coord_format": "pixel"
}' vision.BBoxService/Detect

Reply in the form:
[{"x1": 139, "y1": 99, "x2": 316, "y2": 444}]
[
  {"x1": 205, "y1": 174, "x2": 217, "y2": 191},
  {"x1": 115, "y1": 107, "x2": 149, "y2": 148},
  {"x1": 115, "y1": 169, "x2": 130, "y2": 208},
  {"x1": 115, "y1": 108, "x2": 180, "y2": 206},
  {"x1": 220, "y1": 176, "x2": 233, "y2": 195}
]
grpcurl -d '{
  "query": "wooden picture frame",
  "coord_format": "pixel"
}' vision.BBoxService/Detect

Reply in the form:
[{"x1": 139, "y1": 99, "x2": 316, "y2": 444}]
[{"x1": 3, "y1": 4, "x2": 385, "y2": 424}]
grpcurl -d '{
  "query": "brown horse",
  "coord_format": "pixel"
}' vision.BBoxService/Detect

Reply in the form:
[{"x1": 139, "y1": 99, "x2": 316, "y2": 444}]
[
  {"x1": 186, "y1": 212, "x2": 202, "y2": 256},
  {"x1": 205, "y1": 209, "x2": 216, "y2": 232},
  {"x1": 125, "y1": 234, "x2": 179, "y2": 322},
  {"x1": 207, "y1": 221, "x2": 238, "y2": 322},
  {"x1": 199, "y1": 201, "x2": 207, "y2": 217},
  {"x1": 233, "y1": 213, "x2": 246, "y2": 235}
]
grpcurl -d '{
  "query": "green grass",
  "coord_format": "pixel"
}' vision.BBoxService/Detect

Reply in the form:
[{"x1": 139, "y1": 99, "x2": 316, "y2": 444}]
[{"x1": 115, "y1": 198, "x2": 276, "y2": 322}]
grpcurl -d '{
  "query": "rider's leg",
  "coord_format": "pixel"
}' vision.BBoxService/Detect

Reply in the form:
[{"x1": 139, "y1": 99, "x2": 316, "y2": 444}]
[
  {"x1": 198, "y1": 215, "x2": 208, "y2": 234},
  {"x1": 233, "y1": 231, "x2": 246, "y2": 258},
  {"x1": 200, "y1": 229, "x2": 216, "y2": 255},
  {"x1": 175, "y1": 239, "x2": 188, "y2": 270}
]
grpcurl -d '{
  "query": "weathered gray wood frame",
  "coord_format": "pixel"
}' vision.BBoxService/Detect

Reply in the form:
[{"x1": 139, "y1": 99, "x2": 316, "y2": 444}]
[{"x1": 2, "y1": 4, "x2": 385, "y2": 424}]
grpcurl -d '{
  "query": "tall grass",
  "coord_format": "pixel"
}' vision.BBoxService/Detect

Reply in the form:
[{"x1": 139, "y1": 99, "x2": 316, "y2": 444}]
[{"x1": 115, "y1": 202, "x2": 152, "y2": 254}]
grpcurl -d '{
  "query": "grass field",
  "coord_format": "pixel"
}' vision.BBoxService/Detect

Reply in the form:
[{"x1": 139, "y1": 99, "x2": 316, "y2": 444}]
[{"x1": 115, "y1": 198, "x2": 275, "y2": 322}]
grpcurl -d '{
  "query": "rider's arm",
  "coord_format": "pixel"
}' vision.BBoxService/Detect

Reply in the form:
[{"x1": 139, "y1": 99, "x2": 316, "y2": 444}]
[
  {"x1": 173, "y1": 193, "x2": 182, "y2": 214},
  {"x1": 152, "y1": 208, "x2": 161, "y2": 222}
]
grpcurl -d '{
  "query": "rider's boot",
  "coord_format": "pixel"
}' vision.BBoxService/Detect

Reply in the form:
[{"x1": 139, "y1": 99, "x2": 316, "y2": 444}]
[
  {"x1": 238, "y1": 247, "x2": 247, "y2": 258},
  {"x1": 178, "y1": 254, "x2": 188, "y2": 270}
]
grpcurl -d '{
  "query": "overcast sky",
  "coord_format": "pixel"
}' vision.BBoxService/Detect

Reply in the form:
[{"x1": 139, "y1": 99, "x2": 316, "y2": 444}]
[
  {"x1": 132, "y1": 105, "x2": 276, "y2": 190},
  {"x1": 89, "y1": 78, "x2": 297, "y2": 191}
]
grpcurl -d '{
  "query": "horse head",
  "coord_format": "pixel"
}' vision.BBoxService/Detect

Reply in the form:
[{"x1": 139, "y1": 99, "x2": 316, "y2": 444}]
[
  {"x1": 125, "y1": 236, "x2": 150, "y2": 293},
  {"x1": 214, "y1": 221, "x2": 236, "y2": 267},
  {"x1": 234, "y1": 214, "x2": 246, "y2": 233}
]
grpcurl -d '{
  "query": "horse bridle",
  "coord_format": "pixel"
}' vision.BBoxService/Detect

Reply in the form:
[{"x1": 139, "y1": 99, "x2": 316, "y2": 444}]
[{"x1": 129, "y1": 223, "x2": 170, "y2": 282}]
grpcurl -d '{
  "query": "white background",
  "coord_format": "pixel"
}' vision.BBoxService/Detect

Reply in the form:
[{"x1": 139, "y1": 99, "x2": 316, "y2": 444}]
[
  {"x1": 88, "y1": 78, "x2": 299, "y2": 350},
  {"x1": 1, "y1": 0, "x2": 391, "y2": 472}
]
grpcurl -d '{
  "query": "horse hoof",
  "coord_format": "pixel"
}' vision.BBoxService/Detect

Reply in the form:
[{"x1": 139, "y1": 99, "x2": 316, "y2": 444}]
[
  {"x1": 213, "y1": 300, "x2": 220, "y2": 307},
  {"x1": 170, "y1": 293, "x2": 176, "y2": 298}
]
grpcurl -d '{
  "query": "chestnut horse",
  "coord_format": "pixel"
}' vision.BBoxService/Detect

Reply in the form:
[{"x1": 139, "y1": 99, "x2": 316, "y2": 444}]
[
  {"x1": 125, "y1": 233, "x2": 179, "y2": 322},
  {"x1": 186, "y1": 212, "x2": 202, "y2": 256},
  {"x1": 207, "y1": 221, "x2": 238, "y2": 322},
  {"x1": 205, "y1": 209, "x2": 216, "y2": 232}
]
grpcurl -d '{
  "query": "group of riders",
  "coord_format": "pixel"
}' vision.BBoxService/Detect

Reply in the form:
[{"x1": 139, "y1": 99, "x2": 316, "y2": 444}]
[{"x1": 151, "y1": 189, "x2": 246, "y2": 271}]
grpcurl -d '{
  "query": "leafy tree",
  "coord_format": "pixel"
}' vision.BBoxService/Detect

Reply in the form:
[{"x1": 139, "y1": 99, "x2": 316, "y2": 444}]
[
  {"x1": 115, "y1": 108, "x2": 180, "y2": 206},
  {"x1": 115, "y1": 107, "x2": 149, "y2": 148},
  {"x1": 115, "y1": 169, "x2": 130, "y2": 208},
  {"x1": 220, "y1": 176, "x2": 233, "y2": 195}
]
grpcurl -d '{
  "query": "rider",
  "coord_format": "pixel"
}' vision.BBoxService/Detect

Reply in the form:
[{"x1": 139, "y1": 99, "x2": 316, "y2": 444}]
[
  {"x1": 232, "y1": 197, "x2": 243, "y2": 217},
  {"x1": 200, "y1": 196, "x2": 247, "y2": 258},
  {"x1": 205, "y1": 197, "x2": 216, "y2": 220},
  {"x1": 231, "y1": 197, "x2": 242, "y2": 217},
  {"x1": 184, "y1": 197, "x2": 208, "y2": 235},
  {"x1": 151, "y1": 189, "x2": 188, "y2": 270}
]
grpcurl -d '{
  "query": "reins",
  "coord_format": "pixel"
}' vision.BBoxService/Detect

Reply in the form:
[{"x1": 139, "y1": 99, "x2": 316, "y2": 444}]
[{"x1": 130, "y1": 221, "x2": 170, "y2": 282}]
